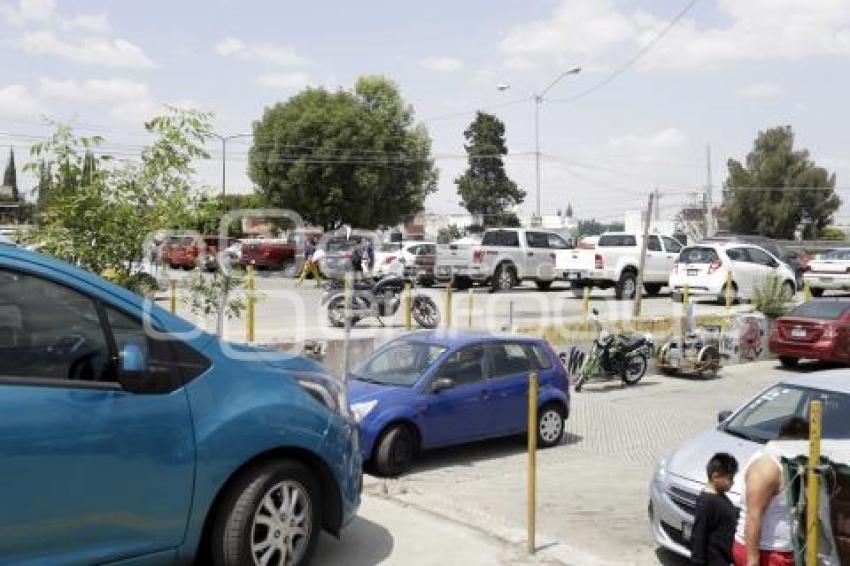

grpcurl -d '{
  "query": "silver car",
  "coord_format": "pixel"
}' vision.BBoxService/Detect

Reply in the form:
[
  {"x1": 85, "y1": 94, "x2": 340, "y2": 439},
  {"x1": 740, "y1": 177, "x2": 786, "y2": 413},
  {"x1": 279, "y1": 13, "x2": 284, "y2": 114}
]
[{"x1": 649, "y1": 370, "x2": 850, "y2": 557}]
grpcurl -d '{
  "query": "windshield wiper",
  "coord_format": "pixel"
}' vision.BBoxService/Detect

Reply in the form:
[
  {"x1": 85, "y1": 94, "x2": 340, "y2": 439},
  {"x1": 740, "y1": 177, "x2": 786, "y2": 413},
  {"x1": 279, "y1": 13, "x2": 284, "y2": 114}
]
[{"x1": 723, "y1": 427, "x2": 767, "y2": 444}]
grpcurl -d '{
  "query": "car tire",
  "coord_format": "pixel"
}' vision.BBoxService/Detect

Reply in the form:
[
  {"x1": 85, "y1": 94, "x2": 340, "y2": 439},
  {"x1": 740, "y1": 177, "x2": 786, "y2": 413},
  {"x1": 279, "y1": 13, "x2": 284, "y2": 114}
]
[
  {"x1": 779, "y1": 356, "x2": 799, "y2": 369},
  {"x1": 570, "y1": 283, "x2": 585, "y2": 298},
  {"x1": 210, "y1": 460, "x2": 321, "y2": 566},
  {"x1": 491, "y1": 263, "x2": 516, "y2": 293},
  {"x1": 715, "y1": 282, "x2": 738, "y2": 306},
  {"x1": 452, "y1": 276, "x2": 472, "y2": 291},
  {"x1": 810, "y1": 287, "x2": 824, "y2": 298},
  {"x1": 535, "y1": 280, "x2": 553, "y2": 291},
  {"x1": 643, "y1": 283, "x2": 662, "y2": 297},
  {"x1": 374, "y1": 424, "x2": 416, "y2": 477},
  {"x1": 537, "y1": 404, "x2": 566, "y2": 448},
  {"x1": 615, "y1": 271, "x2": 638, "y2": 300},
  {"x1": 671, "y1": 292, "x2": 683, "y2": 303}
]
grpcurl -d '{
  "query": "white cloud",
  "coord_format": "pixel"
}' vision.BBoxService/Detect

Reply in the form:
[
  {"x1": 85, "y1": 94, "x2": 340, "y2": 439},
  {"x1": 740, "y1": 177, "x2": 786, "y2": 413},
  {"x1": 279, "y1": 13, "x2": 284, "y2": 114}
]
[
  {"x1": 737, "y1": 82, "x2": 784, "y2": 99},
  {"x1": 62, "y1": 13, "x2": 110, "y2": 34},
  {"x1": 0, "y1": 84, "x2": 41, "y2": 117},
  {"x1": 502, "y1": 0, "x2": 850, "y2": 71},
  {"x1": 38, "y1": 78, "x2": 150, "y2": 104},
  {"x1": 419, "y1": 57, "x2": 463, "y2": 72},
  {"x1": 608, "y1": 127, "x2": 687, "y2": 151},
  {"x1": 257, "y1": 73, "x2": 312, "y2": 90},
  {"x1": 215, "y1": 37, "x2": 308, "y2": 66},
  {"x1": 0, "y1": 0, "x2": 54, "y2": 26},
  {"x1": 19, "y1": 31, "x2": 157, "y2": 69}
]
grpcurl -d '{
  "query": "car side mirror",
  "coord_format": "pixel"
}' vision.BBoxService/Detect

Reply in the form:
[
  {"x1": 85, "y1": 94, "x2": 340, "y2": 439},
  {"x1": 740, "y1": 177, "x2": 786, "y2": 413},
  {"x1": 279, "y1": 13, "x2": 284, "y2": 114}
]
[
  {"x1": 717, "y1": 410, "x2": 732, "y2": 424},
  {"x1": 430, "y1": 377, "x2": 455, "y2": 393},
  {"x1": 117, "y1": 343, "x2": 149, "y2": 392},
  {"x1": 592, "y1": 308, "x2": 599, "y2": 316}
]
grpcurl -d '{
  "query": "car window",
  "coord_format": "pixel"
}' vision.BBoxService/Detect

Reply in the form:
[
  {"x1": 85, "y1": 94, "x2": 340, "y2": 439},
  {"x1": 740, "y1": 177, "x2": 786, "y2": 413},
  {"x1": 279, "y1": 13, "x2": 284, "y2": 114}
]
[
  {"x1": 355, "y1": 340, "x2": 447, "y2": 387},
  {"x1": 489, "y1": 343, "x2": 533, "y2": 379},
  {"x1": 525, "y1": 232, "x2": 549, "y2": 249},
  {"x1": 788, "y1": 301, "x2": 850, "y2": 320},
  {"x1": 647, "y1": 236, "x2": 662, "y2": 252},
  {"x1": 725, "y1": 247, "x2": 748, "y2": 262},
  {"x1": 598, "y1": 235, "x2": 636, "y2": 247},
  {"x1": 435, "y1": 345, "x2": 485, "y2": 386},
  {"x1": 747, "y1": 247, "x2": 774, "y2": 266},
  {"x1": 483, "y1": 230, "x2": 519, "y2": 247},
  {"x1": 679, "y1": 247, "x2": 719, "y2": 264},
  {"x1": 547, "y1": 234, "x2": 570, "y2": 249},
  {"x1": 529, "y1": 344, "x2": 554, "y2": 369},
  {"x1": 419, "y1": 244, "x2": 436, "y2": 255},
  {"x1": 662, "y1": 237, "x2": 683, "y2": 253},
  {"x1": 0, "y1": 269, "x2": 111, "y2": 383}
]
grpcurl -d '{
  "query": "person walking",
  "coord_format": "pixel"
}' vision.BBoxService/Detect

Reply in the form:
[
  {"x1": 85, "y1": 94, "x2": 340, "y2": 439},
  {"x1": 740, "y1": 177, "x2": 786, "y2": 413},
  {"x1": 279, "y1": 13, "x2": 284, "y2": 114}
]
[
  {"x1": 691, "y1": 453, "x2": 739, "y2": 566},
  {"x1": 297, "y1": 237, "x2": 323, "y2": 286}
]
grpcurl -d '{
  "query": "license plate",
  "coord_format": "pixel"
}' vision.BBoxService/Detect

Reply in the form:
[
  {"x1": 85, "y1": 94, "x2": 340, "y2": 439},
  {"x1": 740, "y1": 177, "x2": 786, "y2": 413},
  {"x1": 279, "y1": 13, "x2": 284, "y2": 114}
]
[
  {"x1": 792, "y1": 327, "x2": 806, "y2": 338},
  {"x1": 566, "y1": 272, "x2": 579, "y2": 280},
  {"x1": 682, "y1": 521, "x2": 692, "y2": 541},
  {"x1": 687, "y1": 269, "x2": 698, "y2": 276}
]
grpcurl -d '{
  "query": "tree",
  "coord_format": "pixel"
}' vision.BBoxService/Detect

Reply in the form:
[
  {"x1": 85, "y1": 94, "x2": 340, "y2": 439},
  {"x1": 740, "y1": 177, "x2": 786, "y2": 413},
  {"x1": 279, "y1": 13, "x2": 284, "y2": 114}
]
[
  {"x1": 577, "y1": 218, "x2": 624, "y2": 237},
  {"x1": 455, "y1": 112, "x2": 525, "y2": 228},
  {"x1": 723, "y1": 126, "x2": 841, "y2": 239},
  {"x1": 437, "y1": 224, "x2": 462, "y2": 244},
  {"x1": 2, "y1": 148, "x2": 18, "y2": 201},
  {"x1": 249, "y1": 76, "x2": 437, "y2": 230},
  {"x1": 566, "y1": 203, "x2": 573, "y2": 218}
]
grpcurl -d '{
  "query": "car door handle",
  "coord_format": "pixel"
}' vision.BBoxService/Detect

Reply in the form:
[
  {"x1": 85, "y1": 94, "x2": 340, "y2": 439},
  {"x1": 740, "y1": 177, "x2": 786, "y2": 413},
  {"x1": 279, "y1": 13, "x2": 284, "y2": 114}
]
[{"x1": 527, "y1": 252, "x2": 534, "y2": 257}]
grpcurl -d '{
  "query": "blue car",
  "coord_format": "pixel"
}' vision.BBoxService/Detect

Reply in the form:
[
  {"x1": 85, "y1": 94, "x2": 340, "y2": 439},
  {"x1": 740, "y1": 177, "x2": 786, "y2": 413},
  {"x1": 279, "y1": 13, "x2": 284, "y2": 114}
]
[
  {"x1": 349, "y1": 331, "x2": 570, "y2": 476},
  {"x1": 0, "y1": 246, "x2": 361, "y2": 566}
]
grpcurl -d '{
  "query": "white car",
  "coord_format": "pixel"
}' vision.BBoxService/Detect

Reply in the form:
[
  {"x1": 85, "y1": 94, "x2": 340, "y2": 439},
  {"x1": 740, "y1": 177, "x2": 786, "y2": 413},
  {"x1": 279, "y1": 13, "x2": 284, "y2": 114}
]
[
  {"x1": 373, "y1": 241, "x2": 428, "y2": 279},
  {"x1": 804, "y1": 248, "x2": 850, "y2": 296},
  {"x1": 669, "y1": 242, "x2": 797, "y2": 303}
]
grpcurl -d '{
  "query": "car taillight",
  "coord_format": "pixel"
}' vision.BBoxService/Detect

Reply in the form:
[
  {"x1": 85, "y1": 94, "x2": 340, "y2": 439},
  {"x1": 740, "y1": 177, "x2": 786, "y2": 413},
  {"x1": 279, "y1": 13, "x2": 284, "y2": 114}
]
[
  {"x1": 594, "y1": 254, "x2": 604, "y2": 270},
  {"x1": 472, "y1": 248, "x2": 484, "y2": 263},
  {"x1": 824, "y1": 326, "x2": 838, "y2": 339},
  {"x1": 708, "y1": 259, "x2": 723, "y2": 274},
  {"x1": 384, "y1": 255, "x2": 397, "y2": 264}
]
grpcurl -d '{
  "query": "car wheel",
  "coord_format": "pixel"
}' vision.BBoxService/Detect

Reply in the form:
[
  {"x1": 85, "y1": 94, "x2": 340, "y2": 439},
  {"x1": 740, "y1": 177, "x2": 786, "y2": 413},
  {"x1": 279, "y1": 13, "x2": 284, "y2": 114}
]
[
  {"x1": 535, "y1": 280, "x2": 553, "y2": 291},
  {"x1": 374, "y1": 424, "x2": 416, "y2": 477},
  {"x1": 452, "y1": 276, "x2": 472, "y2": 291},
  {"x1": 570, "y1": 283, "x2": 585, "y2": 298},
  {"x1": 716, "y1": 282, "x2": 738, "y2": 306},
  {"x1": 782, "y1": 281, "x2": 796, "y2": 301},
  {"x1": 537, "y1": 404, "x2": 565, "y2": 448},
  {"x1": 615, "y1": 271, "x2": 638, "y2": 300},
  {"x1": 211, "y1": 460, "x2": 321, "y2": 566},
  {"x1": 643, "y1": 283, "x2": 662, "y2": 296},
  {"x1": 492, "y1": 264, "x2": 516, "y2": 293},
  {"x1": 671, "y1": 292, "x2": 683, "y2": 303},
  {"x1": 779, "y1": 356, "x2": 799, "y2": 369},
  {"x1": 810, "y1": 287, "x2": 824, "y2": 298}
]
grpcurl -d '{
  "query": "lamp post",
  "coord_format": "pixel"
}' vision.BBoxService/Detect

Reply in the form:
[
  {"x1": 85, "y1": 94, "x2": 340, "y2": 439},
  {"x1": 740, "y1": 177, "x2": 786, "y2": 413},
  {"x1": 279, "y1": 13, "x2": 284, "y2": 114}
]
[
  {"x1": 211, "y1": 132, "x2": 253, "y2": 201},
  {"x1": 498, "y1": 66, "x2": 581, "y2": 220}
]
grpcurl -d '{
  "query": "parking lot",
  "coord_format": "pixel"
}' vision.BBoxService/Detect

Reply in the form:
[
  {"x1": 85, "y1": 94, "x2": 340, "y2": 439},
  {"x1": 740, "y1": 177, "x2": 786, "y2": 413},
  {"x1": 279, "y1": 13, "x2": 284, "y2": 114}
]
[{"x1": 325, "y1": 360, "x2": 821, "y2": 565}]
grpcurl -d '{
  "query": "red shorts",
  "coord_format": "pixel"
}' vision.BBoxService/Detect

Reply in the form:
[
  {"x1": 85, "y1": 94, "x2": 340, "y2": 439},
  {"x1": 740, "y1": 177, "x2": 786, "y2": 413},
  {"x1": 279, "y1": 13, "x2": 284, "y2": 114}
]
[{"x1": 732, "y1": 541, "x2": 794, "y2": 566}]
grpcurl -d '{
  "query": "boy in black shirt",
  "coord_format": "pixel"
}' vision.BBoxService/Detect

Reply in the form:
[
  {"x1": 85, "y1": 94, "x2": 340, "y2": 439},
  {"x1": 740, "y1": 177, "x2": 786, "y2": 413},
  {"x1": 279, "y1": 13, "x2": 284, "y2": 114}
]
[{"x1": 691, "y1": 452, "x2": 739, "y2": 565}]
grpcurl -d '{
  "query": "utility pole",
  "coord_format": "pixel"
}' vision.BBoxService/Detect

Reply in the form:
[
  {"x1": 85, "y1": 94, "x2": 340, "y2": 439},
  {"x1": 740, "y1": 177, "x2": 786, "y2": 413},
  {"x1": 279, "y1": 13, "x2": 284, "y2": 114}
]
[
  {"x1": 211, "y1": 132, "x2": 253, "y2": 202},
  {"x1": 653, "y1": 187, "x2": 661, "y2": 221},
  {"x1": 705, "y1": 144, "x2": 713, "y2": 237},
  {"x1": 633, "y1": 192, "x2": 654, "y2": 318}
]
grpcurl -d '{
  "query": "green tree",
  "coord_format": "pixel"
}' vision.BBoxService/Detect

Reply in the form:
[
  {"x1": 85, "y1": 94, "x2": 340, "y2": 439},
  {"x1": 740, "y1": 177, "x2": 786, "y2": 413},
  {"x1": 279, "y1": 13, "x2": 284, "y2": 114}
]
[
  {"x1": 2, "y1": 148, "x2": 18, "y2": 201},
  {"x1": 249, "y1": 76, "x2": 437, "y2": 230},
  {"x1": 455, "y1": 112, "x2": 525, "y2": 227},
  {"x1": 577, "y1": 219, "x2": 624, "y2": 237},
  {"x1": 724, "y1": 126, "x2": 841, "y2": 239}
]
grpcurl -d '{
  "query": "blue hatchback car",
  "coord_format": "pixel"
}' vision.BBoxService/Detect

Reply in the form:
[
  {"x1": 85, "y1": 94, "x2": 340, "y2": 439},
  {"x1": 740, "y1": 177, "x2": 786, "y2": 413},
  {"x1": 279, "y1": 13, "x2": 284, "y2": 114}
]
[
  {"x1": 349, "y1": 331, "x2": 570, "y2": 477},
  {"x1": 0, "y1": 246, "x2": 361, "y2": 566}
]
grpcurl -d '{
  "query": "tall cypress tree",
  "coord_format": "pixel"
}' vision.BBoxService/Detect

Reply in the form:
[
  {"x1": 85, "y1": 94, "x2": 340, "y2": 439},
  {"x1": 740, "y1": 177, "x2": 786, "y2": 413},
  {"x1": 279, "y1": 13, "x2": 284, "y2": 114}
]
[{"x1": 2, "y1": 148, "x2": 17, "y2": 201}]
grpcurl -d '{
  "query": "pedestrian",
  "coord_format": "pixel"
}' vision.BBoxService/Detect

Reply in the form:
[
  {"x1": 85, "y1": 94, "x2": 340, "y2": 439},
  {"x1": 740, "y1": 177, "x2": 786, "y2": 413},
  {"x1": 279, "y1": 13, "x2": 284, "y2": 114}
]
[
  {"x1": 733, "y1": 417, "x2": 810, "y2": 566},
  {"x1": 297, "y1": 236, "x2": 323, "y2": 286},
  {"x1": 691, "y1": 452, "x2": 739, "y2": 566}
]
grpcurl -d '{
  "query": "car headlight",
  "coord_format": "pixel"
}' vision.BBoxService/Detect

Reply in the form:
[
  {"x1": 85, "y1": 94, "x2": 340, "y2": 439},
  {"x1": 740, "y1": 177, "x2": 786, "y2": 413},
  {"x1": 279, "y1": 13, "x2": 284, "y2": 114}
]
[
  {"x1": 295, "y1": 372, "x2": 348, "y2": 417},
  {"x1": 350, "y1": 400, "x2": 377, "y2": 422},
  {"x1": 652, "y1": 457, "x2": 668, "y2": 487}
]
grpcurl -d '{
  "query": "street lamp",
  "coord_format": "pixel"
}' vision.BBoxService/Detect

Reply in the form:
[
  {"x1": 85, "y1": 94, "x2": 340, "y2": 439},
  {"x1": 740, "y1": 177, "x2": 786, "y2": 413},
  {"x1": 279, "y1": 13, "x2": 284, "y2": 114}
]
[
  {"x1": 211, "y1": 132, "x2": 253, "y2": 201},
  {"x1": 498, "y1": 66, "x2": 581, "y2": 220}
]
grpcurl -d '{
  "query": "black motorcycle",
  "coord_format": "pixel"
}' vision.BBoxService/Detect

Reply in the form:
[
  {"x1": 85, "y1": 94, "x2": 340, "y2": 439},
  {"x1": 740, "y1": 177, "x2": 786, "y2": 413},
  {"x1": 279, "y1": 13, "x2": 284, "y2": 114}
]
[
  {"x1": 321, "y1": 275, "x2": 441, "y2": 329},
  {"x1": 560, "y1": 309, "x2": 654, "y2": 392}
]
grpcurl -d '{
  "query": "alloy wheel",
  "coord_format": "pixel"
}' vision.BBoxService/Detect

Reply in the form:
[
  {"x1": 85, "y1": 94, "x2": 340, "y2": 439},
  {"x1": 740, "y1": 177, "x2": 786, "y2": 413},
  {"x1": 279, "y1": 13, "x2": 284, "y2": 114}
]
[
  {"x1": 539, "y1": 409, "x2": 563, "y2": 444},
  {"x1": 250, "y1": 480, "x2": 312, "y2": 566}
]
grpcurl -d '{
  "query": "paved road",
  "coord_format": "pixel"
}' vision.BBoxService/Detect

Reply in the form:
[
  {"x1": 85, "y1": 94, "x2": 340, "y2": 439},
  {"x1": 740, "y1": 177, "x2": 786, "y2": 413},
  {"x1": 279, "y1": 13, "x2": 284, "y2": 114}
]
[{"x1": 359, "y1": 361, "x2": 804, "y2": 565}]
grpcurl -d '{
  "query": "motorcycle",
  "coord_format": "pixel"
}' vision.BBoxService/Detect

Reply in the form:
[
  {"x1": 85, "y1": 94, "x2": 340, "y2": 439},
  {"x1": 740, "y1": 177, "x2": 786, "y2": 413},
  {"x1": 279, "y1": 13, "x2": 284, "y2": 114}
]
[
  {"x1": 321, "y1": 275, "x2": 441, "y2": 329},
  {"x1": 560, "y1": 308, "x2": 654, "y2": 392}
]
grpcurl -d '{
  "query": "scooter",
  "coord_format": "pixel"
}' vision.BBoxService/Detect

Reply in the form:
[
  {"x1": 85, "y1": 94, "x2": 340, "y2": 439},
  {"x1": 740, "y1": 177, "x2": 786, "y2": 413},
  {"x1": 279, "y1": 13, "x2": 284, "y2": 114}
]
[
  {"x1": 561, "y1": 309, "x2": 654, "y2": 392},
  {"x1": 321, "y1": 275, "x2": 441, "y2": 329}
]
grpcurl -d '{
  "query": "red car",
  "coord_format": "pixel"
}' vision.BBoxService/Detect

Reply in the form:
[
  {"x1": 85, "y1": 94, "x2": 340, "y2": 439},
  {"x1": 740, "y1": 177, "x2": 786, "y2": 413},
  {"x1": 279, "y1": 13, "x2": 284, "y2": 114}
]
[
  {"x1": 238, "y1": 238, "x2": 296, "y2": 270},
  {"x1": 769, "y1": 299, "x2": 850, "y2": 367}
]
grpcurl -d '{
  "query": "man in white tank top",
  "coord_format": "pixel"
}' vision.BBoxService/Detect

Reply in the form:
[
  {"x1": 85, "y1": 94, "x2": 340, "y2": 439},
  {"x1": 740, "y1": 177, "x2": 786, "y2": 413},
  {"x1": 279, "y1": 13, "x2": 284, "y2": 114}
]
[{"x1": 732, "y1": 417, "x2": 809, "y2": 566}]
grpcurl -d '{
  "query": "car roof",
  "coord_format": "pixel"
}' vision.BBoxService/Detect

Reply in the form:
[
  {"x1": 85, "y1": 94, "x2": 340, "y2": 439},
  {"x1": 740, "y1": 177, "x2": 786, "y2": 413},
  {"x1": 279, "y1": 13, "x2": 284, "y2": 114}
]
[
  {"x1": 397, "y1": 330, "x2": 543, "y2": 348},
  {"x1": 779, "y1": 369, "x2": 850, "y2": 395}
]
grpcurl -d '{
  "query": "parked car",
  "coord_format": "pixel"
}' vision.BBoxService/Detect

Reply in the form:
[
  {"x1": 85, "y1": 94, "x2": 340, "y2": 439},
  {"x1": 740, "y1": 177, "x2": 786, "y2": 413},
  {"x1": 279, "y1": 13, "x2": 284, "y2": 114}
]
[
  {"x1": 348, "y1": 331, "x2": 570, "y2": 476},
  {"x1": 239, "y1": 238, "x2": 296, "y2": 270},
  {"x1": 407, "y1": 242, "x2": 437, "y2": 286},
  {"x1": 670, "y1": 242, "x2": 797, "y2": 303},
  {"x1": 0, "y1": 234, "x2": 14, "y2": 246},
  {"x1": 0, "y1": 245, "x2": 361, "y2": 565},
  {"x1": 562, "y1": 232, "x2": 683, "y2": 300},
  {"x1": 373, "y1": 241, "x2": 436, "y2": 283},
  {"x1": 435, "y1": 228, "x2": 566, "y2": 292},
  {"x1": 804, "y1": 248, "x2": 850, "y2": 296},
  {"x1": 199, "y1": 236, "x2": 236, "y2": 271},
  {"x1": 317, "y1": 235, "x2": 380, "y2": 280},
  {"x1": 704, "y1": 235, "x2": 807, "y2": 288},
  {"x1": 769, "y1": 299, "x2": 850, "y2": 367},
  {"x1": 649, "y1": 370, "x2": 850, "y2": 559}
]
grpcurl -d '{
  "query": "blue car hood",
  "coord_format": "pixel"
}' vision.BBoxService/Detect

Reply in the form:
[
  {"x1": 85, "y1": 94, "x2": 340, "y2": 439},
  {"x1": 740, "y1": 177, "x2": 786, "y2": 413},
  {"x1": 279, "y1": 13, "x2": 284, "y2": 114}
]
[
  {"x1": 348, "y1": 378, "x2": 410, "y2": 403},
  {"x1": 204, "y1": 340, "x2": 327, "y2": 374}
]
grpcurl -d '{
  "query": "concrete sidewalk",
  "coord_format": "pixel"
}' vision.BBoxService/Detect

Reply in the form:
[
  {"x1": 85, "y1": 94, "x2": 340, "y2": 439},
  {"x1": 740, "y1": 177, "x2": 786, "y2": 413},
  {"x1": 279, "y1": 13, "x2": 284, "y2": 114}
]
[{"x1": 314, "y1": 494, "x2": 565, "y2": 565}]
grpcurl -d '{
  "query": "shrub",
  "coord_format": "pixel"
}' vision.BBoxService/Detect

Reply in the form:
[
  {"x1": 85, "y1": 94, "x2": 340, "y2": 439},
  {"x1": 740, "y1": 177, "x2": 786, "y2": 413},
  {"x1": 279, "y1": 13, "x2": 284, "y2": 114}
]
[{"x1": 752, "y1": 274, "x2": 793, "y2": 318}]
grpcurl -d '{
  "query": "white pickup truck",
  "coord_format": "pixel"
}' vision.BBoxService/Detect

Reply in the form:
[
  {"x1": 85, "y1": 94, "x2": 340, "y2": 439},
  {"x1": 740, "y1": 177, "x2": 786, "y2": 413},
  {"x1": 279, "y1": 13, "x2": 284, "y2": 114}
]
[
  {"x1": 435, "y1": 228, "x2": 571, "y2": 292},
  {"x1": 561, "y1": 232, "x2": 683, "y2": 300}
]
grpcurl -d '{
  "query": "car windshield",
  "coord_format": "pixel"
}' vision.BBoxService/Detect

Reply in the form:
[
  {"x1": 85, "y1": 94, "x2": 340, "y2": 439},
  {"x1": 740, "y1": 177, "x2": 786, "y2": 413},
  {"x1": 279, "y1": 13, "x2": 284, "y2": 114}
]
[
  {"x1": 352, "y1": 340, "x2": 447, "y2": 386},
  {"x1": 723, "y1": 385, "x2": 850, "y2": 443},
  {"x1": 822, "y1": 249, "x2": 850, "y2": 260},
  {"x1": 679, "y1": 247, "x2": 719, "y2": 263},
  {"x1": 326, "y1": 238, "x2": 357, "y2": 252},
  {"x1": 788, "y1": 301, "x2": 850, "y2": 320}
]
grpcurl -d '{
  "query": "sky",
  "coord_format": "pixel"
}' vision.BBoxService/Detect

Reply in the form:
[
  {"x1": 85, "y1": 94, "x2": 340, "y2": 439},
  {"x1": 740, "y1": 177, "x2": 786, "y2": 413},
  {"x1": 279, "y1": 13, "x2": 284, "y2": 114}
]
[{"x1": 1, "y1": 0, "x2": 849, "y2": 225}]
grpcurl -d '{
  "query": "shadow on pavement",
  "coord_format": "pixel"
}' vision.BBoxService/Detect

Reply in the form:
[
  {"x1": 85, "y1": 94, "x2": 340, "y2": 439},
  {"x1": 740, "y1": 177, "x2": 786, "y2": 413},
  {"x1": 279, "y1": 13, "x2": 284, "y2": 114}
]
[
  {"x1": 575, "y1": 380, "x2": 661, "y2": 394},
  {"x1": 774, "y1": 360, "x2": 845, "y2": 373},
  {"x1": 312, "y1": 515, "x2": 394, "y2": 565}
]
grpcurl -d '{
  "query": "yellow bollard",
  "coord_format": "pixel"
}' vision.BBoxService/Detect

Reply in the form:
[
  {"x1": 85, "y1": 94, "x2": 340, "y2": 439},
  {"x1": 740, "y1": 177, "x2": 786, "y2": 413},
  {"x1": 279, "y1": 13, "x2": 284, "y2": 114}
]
[
  {"x1": 527, "y1": 370, "x2": 538, "y2": 554},
  {"x1": 681, "y1": 283, "x2": 689, "y2": 338},
  {"x1": 169, "y1": 280, "x2": 177, "y2": 314},
  {"x1": 582, "y1": 286, "x2": 590, "y2": 316},
  {"x1": 803, "y1": 282, "x2": 813, "y2": 303},
  {"x1": 404, "y1": 282, "x2": 413, "y2": 330},
  {"x1": 725, "y1": 271, "x2": 734, "y2": 312},
  {"x1": 468, "y1": 288, "x2": 474, "y2": 329},
  {"x1": 444, "y1": 284, "x2": 453, "y2": 329},
  {"x1": 806, "y1": 400, "x2": 823, "y2": 566},
  {"x1": 246, "y1": 265, "x2": 255, "y2": 343}
]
